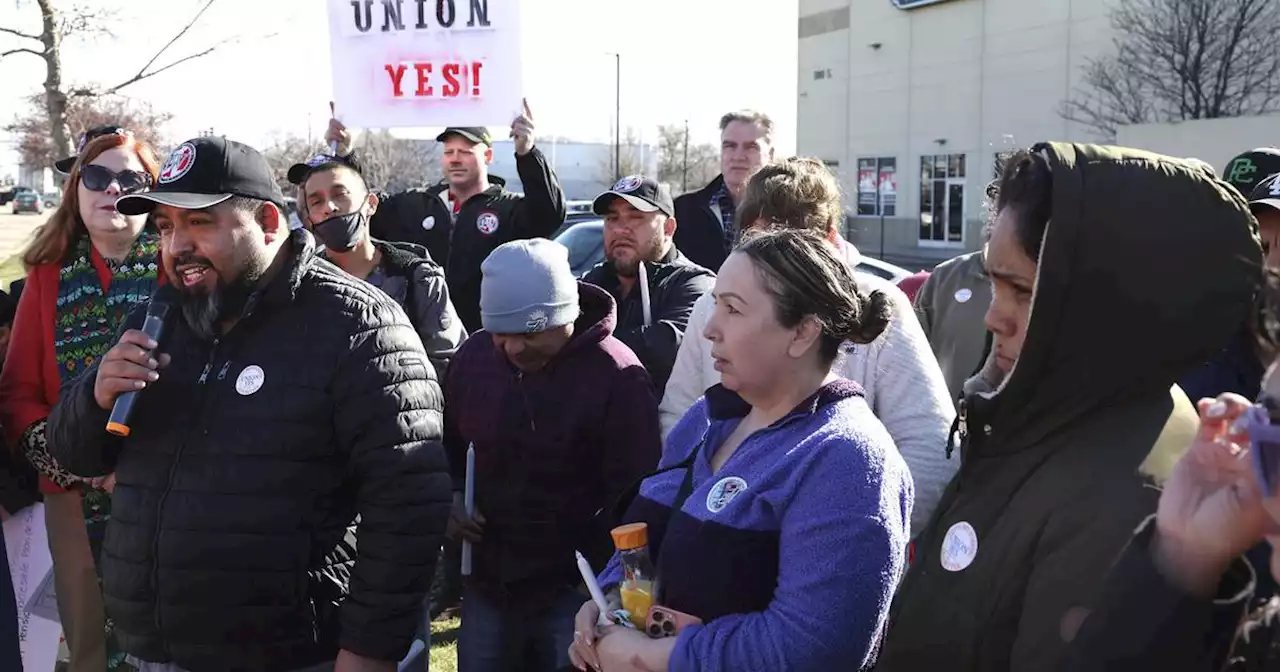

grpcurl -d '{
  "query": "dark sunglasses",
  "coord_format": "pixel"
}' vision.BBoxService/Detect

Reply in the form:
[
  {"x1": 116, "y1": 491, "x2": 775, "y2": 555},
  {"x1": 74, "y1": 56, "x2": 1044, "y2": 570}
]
[{"x1": 80, "y1": 164, "x2": 152, "y2": 195}]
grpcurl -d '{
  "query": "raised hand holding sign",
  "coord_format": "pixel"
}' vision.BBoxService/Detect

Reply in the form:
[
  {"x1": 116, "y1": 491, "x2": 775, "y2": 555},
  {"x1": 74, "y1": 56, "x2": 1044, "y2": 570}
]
[{"x1": 511, "y1": 98, "x2": 535, "y2": 156}]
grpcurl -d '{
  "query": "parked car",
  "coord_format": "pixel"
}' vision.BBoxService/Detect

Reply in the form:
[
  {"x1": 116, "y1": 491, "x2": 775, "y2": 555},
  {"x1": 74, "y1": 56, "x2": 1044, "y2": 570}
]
[
  {"x1": 553, "y1": 219, "x2": 604, "y2": 277},
  {"x1": 553, "y1": 219, "x2": 916, "y2": 286},
  {"x1": 42, "y1": 192, "x2": 62, "y2": 209},
  {"x1": 11, "y1": 189, "x2": 42, "y2": 215},
  {"x1": 855, "y1": 255, "x2": 912, "y2": 283},
  {"x1": 565, "y1": 200, "x2": 593, "y2": 216}
]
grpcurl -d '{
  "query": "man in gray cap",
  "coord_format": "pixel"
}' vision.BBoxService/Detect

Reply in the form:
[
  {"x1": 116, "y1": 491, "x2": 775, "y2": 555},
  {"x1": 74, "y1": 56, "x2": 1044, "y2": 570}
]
[{"x1": 441, "y1": 239, "x2": 661, "y2": 672}]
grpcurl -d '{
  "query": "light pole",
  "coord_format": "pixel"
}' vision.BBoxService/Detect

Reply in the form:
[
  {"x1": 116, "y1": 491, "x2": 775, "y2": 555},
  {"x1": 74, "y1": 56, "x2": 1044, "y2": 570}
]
[
  {"x1": 682, "y1": 119, "x2": 689, "y2": 193},
  {"x1": 605, "y1": 52, "x2": 621, "y2": 181}
]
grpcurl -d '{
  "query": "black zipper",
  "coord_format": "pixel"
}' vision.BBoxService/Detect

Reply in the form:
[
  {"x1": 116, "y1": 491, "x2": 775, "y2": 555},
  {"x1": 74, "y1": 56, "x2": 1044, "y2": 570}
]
[
  {"x1": 151, "y1": 336, "x2": 220, "y2": 652},
  {"x1": 515, "y1": 371, "x2": 537, "y2": 433}
]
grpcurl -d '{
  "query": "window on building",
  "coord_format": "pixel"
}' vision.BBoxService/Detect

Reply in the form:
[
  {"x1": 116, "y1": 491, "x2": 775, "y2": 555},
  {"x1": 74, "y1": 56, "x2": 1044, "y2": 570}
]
[
  {"x1": 919, "y1": 154, "x2": 965, "y2": 245},
  {"x1": 856, "y1": 157, "x2": 897, "y2": 217},
  {"x1": 993, "y1": 151, "x2": 1014, "y2": 180}
]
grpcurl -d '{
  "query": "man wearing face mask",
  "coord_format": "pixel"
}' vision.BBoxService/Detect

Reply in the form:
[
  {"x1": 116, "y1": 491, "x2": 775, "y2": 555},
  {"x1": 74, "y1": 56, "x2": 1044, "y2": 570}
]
[{"x1": 289, "y1": 155, "x2": 466, "y2": 380}]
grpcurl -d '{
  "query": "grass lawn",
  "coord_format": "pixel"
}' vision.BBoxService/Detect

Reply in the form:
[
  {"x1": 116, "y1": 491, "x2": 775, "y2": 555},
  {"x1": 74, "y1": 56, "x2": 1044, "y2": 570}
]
[
  {"x1": 429, "y1": 618, "x2": 460, "y2": 672},
  {"x1": 0, "y1": 252, "x2": 24, "y2": 292}
]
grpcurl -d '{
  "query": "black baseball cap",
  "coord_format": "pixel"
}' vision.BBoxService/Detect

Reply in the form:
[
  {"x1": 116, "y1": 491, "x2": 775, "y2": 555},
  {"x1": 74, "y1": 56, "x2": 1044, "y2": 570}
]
[
  {"x1": 116, "y1": 136, "x2": 286, "y2": 216},
  {"x1": 54, "y1": 125, "x2": 132, "y2": 174},
  {"x1": 592, "y1": 175, "x2": 674, "y2": 217},
  {"x1": 1249, "y1": 173, "x2": 1280, "y2": 215},
  {"x1": 287, "y1": 153, "x2": 361, "y2": 186},
  {"x1": 436, "y1": 127, "x2": 493, "y2": 145},
  {"x1": 1223, "y1": 148, "x2": 1280, "y2": 196}
]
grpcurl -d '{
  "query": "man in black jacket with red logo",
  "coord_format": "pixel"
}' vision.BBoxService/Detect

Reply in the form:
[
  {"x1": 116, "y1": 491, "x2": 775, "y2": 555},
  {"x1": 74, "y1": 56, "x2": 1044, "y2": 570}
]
[
  {"x1": 326, "y1": 101, "x2": 567, "y2": 332},
  {"x1": 583, "y1": 176, "x2": 715, "y2": 395}
]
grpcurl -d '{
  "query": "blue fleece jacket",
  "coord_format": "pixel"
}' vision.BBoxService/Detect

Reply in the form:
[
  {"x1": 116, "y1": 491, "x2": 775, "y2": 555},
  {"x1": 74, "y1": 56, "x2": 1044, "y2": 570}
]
[{"x1": 598, "y1": 379, "x2": 913, "y2": 671}]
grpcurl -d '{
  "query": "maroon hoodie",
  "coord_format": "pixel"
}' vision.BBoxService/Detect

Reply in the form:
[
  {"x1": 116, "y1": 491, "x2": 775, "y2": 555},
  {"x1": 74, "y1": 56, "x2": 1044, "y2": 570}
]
[{"x1": 443, "y1": 281, "x2": 662, "y2": 606}]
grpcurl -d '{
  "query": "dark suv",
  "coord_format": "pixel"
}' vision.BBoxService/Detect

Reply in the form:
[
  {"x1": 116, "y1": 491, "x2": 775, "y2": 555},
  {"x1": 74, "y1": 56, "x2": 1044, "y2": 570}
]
[{"x1": 11, "y1": 189, "x2": 42, "y2": 215}]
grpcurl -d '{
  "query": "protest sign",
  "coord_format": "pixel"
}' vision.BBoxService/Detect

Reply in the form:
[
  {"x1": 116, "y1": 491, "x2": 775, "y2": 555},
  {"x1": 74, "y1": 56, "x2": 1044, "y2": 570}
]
[
  {"x1": 327, "y1": 0, "x2": 523, "y2": 128},
  {"x1": 4, "y1": 504, "x2": 63, "y2": 672}
]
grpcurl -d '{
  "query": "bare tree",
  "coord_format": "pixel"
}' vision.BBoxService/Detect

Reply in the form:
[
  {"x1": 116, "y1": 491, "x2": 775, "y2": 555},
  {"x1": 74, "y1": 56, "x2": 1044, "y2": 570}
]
[
  {"x1": 358, "y1": 131, "x2": 442, "y2": 194},
  {"x1": 0, "y1": 0, "x2": 254, "y2": 166},
  {"x1": 1062, "y1": 0, "x2": 1280, "y2": 139},
  {"x1": 5, "y1": 94, "x2": 173, "y2": 167},
  {"x1": 262, "y1": 132, "x2": 442, "y2": 197},
  {"x1": 596, "y1": 126, "x2": 645, "y2": 185},
  {"x1": 656, "y1": 123, "x2": 720, "y2": 194},
  {"x1": 261, "y1": 134, "x2": 326, "y2": 193}
]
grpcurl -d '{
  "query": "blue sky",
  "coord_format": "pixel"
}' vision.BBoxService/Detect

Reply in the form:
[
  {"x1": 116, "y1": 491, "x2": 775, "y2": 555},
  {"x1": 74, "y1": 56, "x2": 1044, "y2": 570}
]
[{"x1": 0, "y1": 0, "x2": 798, "y2": 175}]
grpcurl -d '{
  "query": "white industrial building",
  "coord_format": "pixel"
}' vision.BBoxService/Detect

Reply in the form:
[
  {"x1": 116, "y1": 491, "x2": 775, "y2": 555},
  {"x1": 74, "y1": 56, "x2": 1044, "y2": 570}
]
[
  {"x1": 488, "y1": 139, "x2": 659, "y2": 202},
  {"x1": 798, "y1": 0, "x2": 1117, "y2": 266}
]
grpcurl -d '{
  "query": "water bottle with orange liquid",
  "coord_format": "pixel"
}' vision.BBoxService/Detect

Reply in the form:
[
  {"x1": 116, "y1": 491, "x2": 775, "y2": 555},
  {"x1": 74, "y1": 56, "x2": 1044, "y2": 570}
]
[{"x1": 610, "y1": 522, "x2": 658, "y2": 623}]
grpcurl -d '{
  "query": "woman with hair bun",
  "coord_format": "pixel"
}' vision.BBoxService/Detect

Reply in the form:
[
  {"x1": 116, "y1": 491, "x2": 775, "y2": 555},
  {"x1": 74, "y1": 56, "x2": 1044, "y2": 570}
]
[
  {"x1": 660, "y1": 157, "x2": 954, "y2": 535},
  {"x1": 569, "y1": 227, "x2": 913, "y2": 672}
]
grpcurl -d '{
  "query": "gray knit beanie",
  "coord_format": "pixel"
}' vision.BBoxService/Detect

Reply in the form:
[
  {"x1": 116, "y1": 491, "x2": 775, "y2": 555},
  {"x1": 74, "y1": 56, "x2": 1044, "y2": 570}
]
[{"x1": 480, "y1": 239, "x2": 580, "y2": 334}]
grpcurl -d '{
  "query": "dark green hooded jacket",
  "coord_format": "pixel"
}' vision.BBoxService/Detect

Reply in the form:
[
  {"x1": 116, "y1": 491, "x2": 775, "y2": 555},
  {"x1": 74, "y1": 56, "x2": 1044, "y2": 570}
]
[{"x1": 877, "y1": 143, "x2": 1264, "y2": 671}]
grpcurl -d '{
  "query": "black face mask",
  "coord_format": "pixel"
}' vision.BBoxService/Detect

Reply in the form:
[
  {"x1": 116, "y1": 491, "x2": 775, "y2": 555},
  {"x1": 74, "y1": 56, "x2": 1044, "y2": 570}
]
[{"x1": 313, "y1": 210, "x2": 365, "y2": 252}]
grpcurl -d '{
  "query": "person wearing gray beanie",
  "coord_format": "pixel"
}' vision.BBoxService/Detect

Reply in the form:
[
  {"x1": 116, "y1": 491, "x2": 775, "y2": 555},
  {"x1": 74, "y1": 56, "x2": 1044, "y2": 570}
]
[
  {"x1": 444, "y1": 239, "x2": 662, "y2": 672},
  {"x1": 480, "y1": 239, "x2": 580, "y2": 335}
]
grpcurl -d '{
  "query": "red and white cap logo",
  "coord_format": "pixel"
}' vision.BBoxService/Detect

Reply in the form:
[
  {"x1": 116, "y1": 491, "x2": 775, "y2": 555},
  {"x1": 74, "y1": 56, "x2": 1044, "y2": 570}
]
[
  {"x1": 159, "y1": 143, "x2": 197, "y2": 184},
  {"x1": 612, "y1": 175, "x2": 644, "y2": 192}
]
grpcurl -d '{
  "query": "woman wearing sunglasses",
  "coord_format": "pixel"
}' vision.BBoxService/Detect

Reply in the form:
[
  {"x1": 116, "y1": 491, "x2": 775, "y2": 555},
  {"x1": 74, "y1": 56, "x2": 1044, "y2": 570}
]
[{"x1": 0, "y1": 130, "x2": 160, "y2": 672}]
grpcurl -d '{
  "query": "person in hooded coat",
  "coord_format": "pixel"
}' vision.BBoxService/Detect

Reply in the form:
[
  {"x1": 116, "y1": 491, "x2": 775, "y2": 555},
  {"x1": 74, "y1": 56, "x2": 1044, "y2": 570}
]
[{"x1": 875, "y1": 143, "x2": 1262, "y2": 671}]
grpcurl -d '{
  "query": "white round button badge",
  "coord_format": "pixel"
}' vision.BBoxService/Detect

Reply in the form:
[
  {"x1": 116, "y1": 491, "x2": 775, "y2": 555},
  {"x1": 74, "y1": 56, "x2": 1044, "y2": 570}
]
[
  {"x1": 940, "y1": 521, "x2": 978, "y2": 572},
  {"x1": 954, "y1": 288, "x2": 973, "y2": 303},
  {"x1": 235, "y1": 365, "x2": 265, "y2": 396}
]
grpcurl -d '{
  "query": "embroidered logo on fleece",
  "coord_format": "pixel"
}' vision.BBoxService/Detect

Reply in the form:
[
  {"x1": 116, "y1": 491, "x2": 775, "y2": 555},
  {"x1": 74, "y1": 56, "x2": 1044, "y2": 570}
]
[{"x1": 706, "y1": 476, "x2": 748, "y2": 513}]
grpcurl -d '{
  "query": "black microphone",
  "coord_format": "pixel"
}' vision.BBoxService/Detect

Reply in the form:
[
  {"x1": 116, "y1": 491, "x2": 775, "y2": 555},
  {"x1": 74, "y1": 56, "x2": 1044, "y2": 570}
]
[{"x1": 106, "y1": 301, "x2": 171, "y2": 437}]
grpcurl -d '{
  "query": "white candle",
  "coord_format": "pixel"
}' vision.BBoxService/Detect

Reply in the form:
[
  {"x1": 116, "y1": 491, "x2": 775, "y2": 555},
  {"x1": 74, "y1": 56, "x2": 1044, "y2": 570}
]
[{"x1": 461, "y1": 443, "x2": 476, "y2": 576}]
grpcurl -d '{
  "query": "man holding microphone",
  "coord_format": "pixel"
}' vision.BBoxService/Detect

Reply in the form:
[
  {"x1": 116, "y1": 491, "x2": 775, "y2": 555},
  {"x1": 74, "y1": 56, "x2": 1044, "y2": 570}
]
[{"x1": 46, "y1": 136, "x2": 451, "y2": 672}]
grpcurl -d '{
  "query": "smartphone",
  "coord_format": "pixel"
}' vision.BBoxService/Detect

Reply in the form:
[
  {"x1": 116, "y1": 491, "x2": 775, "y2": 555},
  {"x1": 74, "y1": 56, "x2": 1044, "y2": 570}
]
[
  {"x1": 644, "y1": 606, "x2": 702, "y2": 639},
  {"x1": 1249, "y1": 403, "x2": 1280, "y2": 497}
]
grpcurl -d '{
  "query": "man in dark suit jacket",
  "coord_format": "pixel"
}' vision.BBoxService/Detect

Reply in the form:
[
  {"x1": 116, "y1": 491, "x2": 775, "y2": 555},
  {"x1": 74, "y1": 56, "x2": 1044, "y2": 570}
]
[{"x1": 672, "y1": 110, "x2": 775, "y2": 272}]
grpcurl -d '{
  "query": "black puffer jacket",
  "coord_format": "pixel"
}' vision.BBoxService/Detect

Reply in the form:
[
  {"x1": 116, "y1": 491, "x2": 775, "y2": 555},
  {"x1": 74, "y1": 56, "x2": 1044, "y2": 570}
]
[
  {"x1": 367, "y1": 239, "x2": 467, "y2": 382},
  {"x1": 582, "y1": 246, "x2": 715, "y2": 394},
  {"x1": 367, "y1": 148, "x2": 567, "y2": 332},
  {"x1": 47, "y1": 231, "x2": 451, "y2": 671}
]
